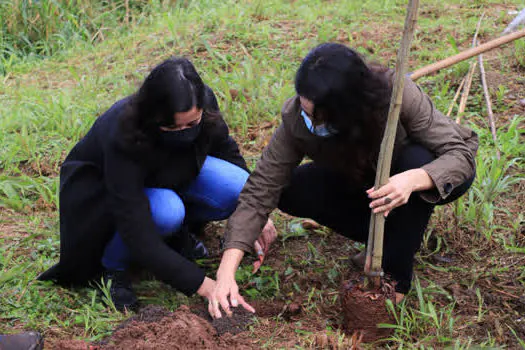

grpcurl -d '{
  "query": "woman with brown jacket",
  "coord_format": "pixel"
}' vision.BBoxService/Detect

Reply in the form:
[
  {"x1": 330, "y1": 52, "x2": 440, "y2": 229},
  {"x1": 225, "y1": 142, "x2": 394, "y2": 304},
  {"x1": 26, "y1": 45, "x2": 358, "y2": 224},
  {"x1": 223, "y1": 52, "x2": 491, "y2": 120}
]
[{"x1": 209, "y1": 43, "x2": 478, "y2": 317}]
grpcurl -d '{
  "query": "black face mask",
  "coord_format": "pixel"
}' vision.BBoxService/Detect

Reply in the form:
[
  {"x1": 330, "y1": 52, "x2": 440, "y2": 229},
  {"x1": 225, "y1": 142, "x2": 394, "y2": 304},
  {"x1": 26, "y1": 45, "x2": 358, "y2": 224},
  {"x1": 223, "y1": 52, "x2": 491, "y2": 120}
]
[{"x1": 159, "y1": 122, "x2": 202, "y2": 149}]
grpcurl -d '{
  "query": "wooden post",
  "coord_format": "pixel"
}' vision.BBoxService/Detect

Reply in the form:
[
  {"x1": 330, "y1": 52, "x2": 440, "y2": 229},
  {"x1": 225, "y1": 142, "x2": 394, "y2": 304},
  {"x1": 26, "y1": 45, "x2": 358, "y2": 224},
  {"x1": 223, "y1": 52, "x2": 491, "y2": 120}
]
[{"x1": 364, "y1": 0, "x2": 419, "y2": 288}]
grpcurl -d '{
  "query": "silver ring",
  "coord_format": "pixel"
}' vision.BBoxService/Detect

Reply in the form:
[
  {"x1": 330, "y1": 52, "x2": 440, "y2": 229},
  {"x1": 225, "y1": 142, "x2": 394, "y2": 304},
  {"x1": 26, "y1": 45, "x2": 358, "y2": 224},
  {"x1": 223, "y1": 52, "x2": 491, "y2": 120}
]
[{"x1": 384, "y1": 197, "x2": 393, "y2": 205}]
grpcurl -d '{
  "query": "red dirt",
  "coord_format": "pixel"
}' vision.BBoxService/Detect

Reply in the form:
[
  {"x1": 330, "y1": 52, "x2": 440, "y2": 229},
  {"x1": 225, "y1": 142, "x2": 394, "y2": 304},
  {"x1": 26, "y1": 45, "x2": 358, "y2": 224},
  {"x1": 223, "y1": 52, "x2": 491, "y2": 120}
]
[
  {"x1": 104, "y1": 305, "x2": 252, "y2": 350},
  {"x1": 53, "y1": 340, "x2": 94, "y2": 350},
  {"x1": 51, "y1": 301, "x2": 286, "y2": 350},
  {"x1": 53, "y1": 305, "x2": 254, "y2": 349},
  {"x1": 340, "y1": 270, "x2": 396, "y2": 343}
]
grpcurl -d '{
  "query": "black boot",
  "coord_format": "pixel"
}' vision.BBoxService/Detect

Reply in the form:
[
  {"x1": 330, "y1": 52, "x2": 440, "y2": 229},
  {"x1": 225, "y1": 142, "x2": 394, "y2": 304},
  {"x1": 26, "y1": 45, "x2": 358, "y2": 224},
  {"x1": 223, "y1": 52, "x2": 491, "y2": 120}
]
[
  {"x1": 102, "y1": 270, "x2": 139, "y2": 312},
  {"x1": 0, "y1": 332, "x2": 44, "y2": 350}
]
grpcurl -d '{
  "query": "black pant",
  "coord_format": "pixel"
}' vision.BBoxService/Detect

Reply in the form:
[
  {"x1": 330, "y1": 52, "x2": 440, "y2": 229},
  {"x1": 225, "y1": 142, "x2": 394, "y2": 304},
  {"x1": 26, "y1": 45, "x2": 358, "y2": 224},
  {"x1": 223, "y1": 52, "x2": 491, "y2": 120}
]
[{"x1": 278, "y1": 143, "x2": 474, "y2": 294}]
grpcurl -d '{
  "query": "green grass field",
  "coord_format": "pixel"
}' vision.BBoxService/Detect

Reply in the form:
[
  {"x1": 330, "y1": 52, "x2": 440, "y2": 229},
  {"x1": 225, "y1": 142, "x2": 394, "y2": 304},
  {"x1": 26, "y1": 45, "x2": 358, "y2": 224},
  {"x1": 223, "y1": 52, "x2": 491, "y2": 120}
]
[{"x1": 1, "y1": 0, "x2": 524, "y2": 348}]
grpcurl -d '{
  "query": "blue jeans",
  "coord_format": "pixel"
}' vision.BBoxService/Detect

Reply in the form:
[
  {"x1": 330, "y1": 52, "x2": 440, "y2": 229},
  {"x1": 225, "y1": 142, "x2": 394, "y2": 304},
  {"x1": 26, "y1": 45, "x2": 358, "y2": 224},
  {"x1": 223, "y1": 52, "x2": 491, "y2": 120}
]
[{"x1": 101, "y1": 156, "x2": 249, "y2": 271}]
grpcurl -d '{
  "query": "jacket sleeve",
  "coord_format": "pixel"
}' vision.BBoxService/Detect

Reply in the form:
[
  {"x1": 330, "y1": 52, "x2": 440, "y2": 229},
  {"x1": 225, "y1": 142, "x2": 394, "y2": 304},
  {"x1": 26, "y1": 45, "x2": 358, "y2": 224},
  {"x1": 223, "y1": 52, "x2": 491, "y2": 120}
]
[
  {"x1": 104, "y1": 144, "x2": 205, "y2": 296},
  {"x1": 400, "y1": 76, "x2": 478, "y2": 203},
  {"x1": 223, "y1": 124, "x2": 304, "y2": 253}
]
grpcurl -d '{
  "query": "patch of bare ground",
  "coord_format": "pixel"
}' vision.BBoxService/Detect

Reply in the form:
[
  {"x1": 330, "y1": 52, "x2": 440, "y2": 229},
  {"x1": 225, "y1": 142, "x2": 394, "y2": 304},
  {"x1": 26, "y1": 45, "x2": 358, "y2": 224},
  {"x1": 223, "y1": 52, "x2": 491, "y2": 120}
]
[
  {"x1": 422, "y1": 198, "x2": 525, "y2": 345},
  {"x1": 0, "y1": 208, "x2": 31, "y2": 240}
]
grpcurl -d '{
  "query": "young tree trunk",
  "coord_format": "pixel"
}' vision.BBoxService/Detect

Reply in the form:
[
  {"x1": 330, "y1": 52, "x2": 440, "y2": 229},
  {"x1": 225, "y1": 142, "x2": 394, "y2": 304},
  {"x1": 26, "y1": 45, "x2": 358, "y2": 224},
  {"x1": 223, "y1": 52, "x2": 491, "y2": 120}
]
[{"x1": 365, "y1": 0, "x2": 420, "y2": 288}]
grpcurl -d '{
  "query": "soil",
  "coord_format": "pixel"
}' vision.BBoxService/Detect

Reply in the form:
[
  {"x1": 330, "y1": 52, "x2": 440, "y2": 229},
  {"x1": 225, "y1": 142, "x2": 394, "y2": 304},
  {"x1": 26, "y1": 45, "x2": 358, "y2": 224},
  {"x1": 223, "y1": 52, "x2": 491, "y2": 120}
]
[
  {"x1": 191, "y1": 304, "x2": 257, "y2": 336},
  {"x1": 111, "y1": 304, "x2": 171, "y2": 330},
  {"x1": 53, "y1": 305, "x2": 255, "y2": 350},
  {"x1": 103, "y1": 305, "x2": 252, "y2": 350},
  {"x1": 51, "y1": 301, "x2": 287, "y2": 349},
  {"x1": 340, "y1": 270, "x2": 396, "y2": 343}
]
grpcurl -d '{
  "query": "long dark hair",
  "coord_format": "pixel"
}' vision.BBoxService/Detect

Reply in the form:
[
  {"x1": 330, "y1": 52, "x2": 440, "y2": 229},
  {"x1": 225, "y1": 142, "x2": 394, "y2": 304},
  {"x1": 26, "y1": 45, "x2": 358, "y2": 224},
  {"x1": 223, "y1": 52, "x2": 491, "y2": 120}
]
[
  {"x1": 295, "y1": 43, "x2": 392, "y2": 183},
  {"x1": 118, "y1": 57, "x2": 220, "y2": 154}
]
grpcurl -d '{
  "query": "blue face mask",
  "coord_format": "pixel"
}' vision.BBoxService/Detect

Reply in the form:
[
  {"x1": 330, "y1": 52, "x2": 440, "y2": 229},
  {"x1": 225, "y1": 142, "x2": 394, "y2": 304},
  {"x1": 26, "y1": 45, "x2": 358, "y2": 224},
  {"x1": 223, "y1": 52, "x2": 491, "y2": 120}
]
[
  {"x1": 301, "y1": 110, "x2": 337, "y2": 137},
  {"x1": 160, "y1": 122, "x2": 202, "y2": 148}
]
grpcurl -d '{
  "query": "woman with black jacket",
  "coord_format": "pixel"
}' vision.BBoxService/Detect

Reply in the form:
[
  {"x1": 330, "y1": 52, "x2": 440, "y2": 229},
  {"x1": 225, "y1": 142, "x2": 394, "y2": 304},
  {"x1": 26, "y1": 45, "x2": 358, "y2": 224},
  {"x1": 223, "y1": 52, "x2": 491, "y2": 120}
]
[{"x1": 38, "y1": 57, "x2": 275, "y2": 311}]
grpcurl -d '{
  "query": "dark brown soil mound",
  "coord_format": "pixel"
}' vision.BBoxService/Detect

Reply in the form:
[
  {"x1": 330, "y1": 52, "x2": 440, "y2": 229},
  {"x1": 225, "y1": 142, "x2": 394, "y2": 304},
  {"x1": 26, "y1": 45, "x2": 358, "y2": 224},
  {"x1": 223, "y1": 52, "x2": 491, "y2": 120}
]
[
  {"x1": 340, "y1": 270, "x2": 396, "y2": 343},
  {"x1": 192, "y1": 305, "x2": 258, "y2": 336}
]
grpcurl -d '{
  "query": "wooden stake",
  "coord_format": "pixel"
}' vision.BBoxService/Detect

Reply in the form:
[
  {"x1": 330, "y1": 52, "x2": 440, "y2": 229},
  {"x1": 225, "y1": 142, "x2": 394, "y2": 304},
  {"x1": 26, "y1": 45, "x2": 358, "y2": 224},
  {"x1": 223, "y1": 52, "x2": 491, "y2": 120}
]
[
  {"x1": 446, "y1": 77, "x2": 465, "y2": 117},
  {"x1": 125, "y1": 0, "x2": 130, "y2": 25},
  {"x1": 456, "y1": 13, "x2": 483, "y2": 124},
  {"x1": 410, "y1": 27, "x2": 525, "y2": 81},
  {"x1": 478, "y1": 43, "x2": 501, "y2": 160},
  {"x1": 455, "y1": 60, "x2": 477, "y2": 124},
  {"x1": 364, "y1": 0, "x2": 419, "y2": 288}
]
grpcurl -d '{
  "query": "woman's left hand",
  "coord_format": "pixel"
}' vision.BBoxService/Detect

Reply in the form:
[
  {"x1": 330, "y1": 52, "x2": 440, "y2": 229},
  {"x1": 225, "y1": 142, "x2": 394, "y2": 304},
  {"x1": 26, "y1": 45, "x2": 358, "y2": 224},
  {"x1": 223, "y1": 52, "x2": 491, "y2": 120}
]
[
  {"x1": 367, "y1": 169, "x2": 433, "y2": 217},
  {"x1": 255, "y1": 218, "x2": 277, "y2": 256},
  {"x1": 252, "y1": 219, "x2": 277, "y2": 273}
]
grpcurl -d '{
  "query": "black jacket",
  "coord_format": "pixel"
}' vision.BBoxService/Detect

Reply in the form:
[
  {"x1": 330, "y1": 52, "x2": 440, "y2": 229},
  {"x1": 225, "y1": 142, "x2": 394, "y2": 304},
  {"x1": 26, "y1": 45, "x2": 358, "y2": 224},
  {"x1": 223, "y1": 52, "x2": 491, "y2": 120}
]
[{"x1": 38, "y1": 87, "x2": 247, "y2": 296}]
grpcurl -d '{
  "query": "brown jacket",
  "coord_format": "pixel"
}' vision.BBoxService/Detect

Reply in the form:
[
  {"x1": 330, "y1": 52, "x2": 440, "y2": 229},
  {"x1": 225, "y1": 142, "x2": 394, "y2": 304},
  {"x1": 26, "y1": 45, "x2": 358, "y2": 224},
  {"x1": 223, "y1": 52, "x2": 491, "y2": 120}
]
[{"x1": 224, "y1": 75, "x2": 478, "y2": 253}]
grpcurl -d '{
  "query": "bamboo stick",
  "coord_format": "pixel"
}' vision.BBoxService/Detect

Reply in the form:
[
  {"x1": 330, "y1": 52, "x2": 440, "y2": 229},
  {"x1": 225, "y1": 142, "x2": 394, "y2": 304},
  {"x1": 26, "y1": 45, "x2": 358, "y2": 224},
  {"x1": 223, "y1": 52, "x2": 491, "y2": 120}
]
[
  {"x1": 410, "y1": 27, "x2": 525, "y2": 81},
  {"x1": 472, "y1": 13, "x2": 485, "y2": 47},
  {"x1": 456, "y1": 13, "x2": 484, "y2": 124},
  {"x1": 446, "y1": 77, "x2": 466, "y2": 116},
  {"x1": 365, "y1": 0, "x2": 419, "y2": 288},
  {"x1": 478, "y1": 44, "x2": 501, "y2": 159},
  {"x1": 455, "y1": 60, "x2": 477, "y2": 124},
  {"x1": 125, "y1": 0, "x2": 130, "y2": 25}
]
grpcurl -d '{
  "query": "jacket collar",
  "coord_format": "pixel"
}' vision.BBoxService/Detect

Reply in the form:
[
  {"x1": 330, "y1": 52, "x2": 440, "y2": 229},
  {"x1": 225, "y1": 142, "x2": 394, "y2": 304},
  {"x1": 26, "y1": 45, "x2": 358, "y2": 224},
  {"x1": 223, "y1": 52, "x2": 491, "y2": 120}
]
[
  {"x1": 281, "y1": 95, "x2": 329, "y2": 142},
  {"x1": 280, "y1": 92, "x2": 408, "y2": 153}
]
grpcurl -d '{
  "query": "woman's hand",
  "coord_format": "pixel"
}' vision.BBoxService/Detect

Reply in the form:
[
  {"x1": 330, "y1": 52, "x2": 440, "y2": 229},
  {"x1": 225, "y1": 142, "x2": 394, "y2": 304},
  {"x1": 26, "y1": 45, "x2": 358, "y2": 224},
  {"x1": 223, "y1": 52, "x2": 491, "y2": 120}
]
[
  {"x1": 209, "y1": 248, "x2": 255, "y2": 318},
  {"x1": 196, "y1": 277, "x2": 217, "y2": 316},
  {"x1": 367, "y1": 168, "x2": 433, "y2": 217},
  {"x1": 253, "y1": 219, "x2": 278, "y2": 273},
  {"x1": 255, "y1": 218, "x2": 277, "y2": 256}
]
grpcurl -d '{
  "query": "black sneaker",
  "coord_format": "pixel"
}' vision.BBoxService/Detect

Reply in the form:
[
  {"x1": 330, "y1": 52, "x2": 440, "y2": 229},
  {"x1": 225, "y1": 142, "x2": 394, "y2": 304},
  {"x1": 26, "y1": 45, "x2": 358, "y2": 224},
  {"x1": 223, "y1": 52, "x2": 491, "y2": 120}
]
[
  {"x1": 102, "y1": 270, "x2": 139, "y2": 312},
  {"x1": 184, "y1": 232, "x2": 209, "y2": 260},
  {"x1": 0, "y1": 331, "x2": 44, "y2": 350},
  {"x1": 167, "y1": 225, "x2": 209, "y2": 261}
]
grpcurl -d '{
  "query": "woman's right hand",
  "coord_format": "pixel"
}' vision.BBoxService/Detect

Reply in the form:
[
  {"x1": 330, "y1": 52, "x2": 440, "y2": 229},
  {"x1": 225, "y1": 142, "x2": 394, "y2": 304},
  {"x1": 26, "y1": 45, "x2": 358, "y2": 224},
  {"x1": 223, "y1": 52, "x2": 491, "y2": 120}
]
[{"x1": 210, "y1": 248, "x2": 255, "y2": 318}]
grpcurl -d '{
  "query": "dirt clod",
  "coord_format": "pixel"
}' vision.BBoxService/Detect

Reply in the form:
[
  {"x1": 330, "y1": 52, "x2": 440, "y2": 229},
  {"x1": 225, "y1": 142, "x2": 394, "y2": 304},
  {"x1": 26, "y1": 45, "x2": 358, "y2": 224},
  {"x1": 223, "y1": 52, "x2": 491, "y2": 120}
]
[
  {"x1": 288, "y1": 302, "x2": 301, "y2": 315},
  {"x1": 340, "y1": 271, "x2": 396, "y2": 343},
  {"x1": 282, "y1": 302, "x2": 302, "y2": 320}
]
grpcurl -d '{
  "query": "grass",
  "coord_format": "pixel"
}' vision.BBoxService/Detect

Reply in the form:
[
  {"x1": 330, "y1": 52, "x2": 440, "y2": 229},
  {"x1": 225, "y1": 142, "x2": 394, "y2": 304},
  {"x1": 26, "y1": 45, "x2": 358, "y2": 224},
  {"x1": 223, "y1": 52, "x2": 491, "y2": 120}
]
[
  {"x1": 0, "y1": 1, "x2": 173, "y2": 64},
  {"x1": 1, "y1": 0, "x2": 525, "y2": 348}
]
